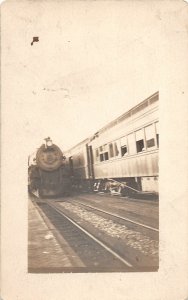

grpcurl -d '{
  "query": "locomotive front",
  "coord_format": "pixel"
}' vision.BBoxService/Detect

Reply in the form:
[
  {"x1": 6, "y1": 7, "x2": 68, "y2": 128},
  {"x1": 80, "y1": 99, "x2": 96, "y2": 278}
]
[
  {"x1": 36, "y1": 137, "x2": 64, "y2": 172},
  {"x1": 30, "y1": 137, "x2": 71, "y2": 198}
]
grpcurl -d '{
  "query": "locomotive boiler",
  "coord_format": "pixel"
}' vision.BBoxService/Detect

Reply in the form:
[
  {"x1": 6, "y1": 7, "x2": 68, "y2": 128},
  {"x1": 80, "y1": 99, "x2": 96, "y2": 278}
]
[{"x1": 28, "y1": 137, "x2": 71, "y2": 197}]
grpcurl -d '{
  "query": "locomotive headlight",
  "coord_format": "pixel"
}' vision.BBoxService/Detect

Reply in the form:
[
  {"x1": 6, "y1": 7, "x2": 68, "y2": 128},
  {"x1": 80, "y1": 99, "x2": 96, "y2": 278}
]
[
  {"x1": 47, "y1": 140, "x2": 52, "y2": 147},
  {"x1": 45, "y1": 137, "x2": 53, "y2": 147}
]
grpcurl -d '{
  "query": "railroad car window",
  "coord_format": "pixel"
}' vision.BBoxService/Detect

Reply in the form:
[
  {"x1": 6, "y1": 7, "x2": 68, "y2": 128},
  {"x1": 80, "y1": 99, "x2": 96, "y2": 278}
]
[
  {"x1": 127, "y1": 133, "x2": 137, "y2": 155},
  {"x1": 104, "y1": 152, "x2": 109, "y2": 160},
  {"x1": 145, "y1": 124, "x2": 155, "y2": 149},
  {"x1": 109, "y1": 143, "x2": 114, "y2": 157},
  {"x1": 114, "y1": 142, "x2": 119, "y2": 156},
  {"x1": 99, "y1": 144, "x2": 109, "y2": 161},
  {"x1": 136, "y1": 129, "x2": 145, "y2": 153},
  {"x1": 155, "y1": 122, "x2": 159, "y2": 147},
  {"x1": 136, "y1": 140, "x2": 144, "y2": 152},
  {"x1": 121, "y1": 146, "x2": 127, "y2": 156},
  {"x1": 99, "y1": 152, "x2": 109, "y2": 161},
  {"x1": 120, "y1": 136, "x2": 128, "y2": 156},
  {"x1": 100, "y1": 154, "x2": 104, "y2": 161}
]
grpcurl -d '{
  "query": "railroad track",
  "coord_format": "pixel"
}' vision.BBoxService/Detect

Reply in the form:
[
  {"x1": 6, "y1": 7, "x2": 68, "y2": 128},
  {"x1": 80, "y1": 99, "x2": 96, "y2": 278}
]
[
  {"x1": 34, "y1": 199, "x2": 135, "y2": 271},
  {"x1": 49, "y1": 201, "x2": 135, "y2": 266},
  {"x1": 70, "y1": 194, "x2": 159, "y2": 230},
  {"x1": 69, "y1": 199, "x2": 159, "y2": 232},
  {"x1": 32, "y1": 196, "x2": 159, "y2": 271},
  {"x1": 59, "y1": 199, "x2": 159, "y2": 259}
]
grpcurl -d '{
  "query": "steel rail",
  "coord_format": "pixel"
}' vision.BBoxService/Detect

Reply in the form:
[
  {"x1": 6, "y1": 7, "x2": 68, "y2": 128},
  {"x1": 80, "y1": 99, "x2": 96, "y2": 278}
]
[
  {"x1": 71, "y1": 200, "x2": 159, "y2": 232},
  {"x1": 46, "y1": 201, "x2": 133, "y2": 268}
]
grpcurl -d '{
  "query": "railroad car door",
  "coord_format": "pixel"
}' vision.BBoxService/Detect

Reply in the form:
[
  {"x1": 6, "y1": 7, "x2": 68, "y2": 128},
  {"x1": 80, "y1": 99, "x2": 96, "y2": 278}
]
[{"x1": 86, "y1": 144, "x2": 94, "y2": 180}]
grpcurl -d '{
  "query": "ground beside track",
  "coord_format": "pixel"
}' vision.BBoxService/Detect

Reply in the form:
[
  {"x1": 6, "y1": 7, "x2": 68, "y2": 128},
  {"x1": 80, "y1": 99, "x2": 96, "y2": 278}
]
[{"x1": 28, "y1": 192, "x2": 159, "y2": 273}]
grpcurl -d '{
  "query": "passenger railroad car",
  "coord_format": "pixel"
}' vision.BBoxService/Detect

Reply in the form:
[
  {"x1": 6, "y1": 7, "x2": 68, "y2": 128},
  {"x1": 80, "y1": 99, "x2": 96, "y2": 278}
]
[{"x1": 65, "y1": 92, "x2": 159, "y2": 195}]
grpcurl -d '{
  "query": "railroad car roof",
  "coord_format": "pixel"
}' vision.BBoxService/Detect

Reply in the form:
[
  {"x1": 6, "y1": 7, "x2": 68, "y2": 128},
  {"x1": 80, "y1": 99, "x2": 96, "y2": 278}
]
[{"x1": 67, "y1": 91, "x2": 159, "y2": 152}]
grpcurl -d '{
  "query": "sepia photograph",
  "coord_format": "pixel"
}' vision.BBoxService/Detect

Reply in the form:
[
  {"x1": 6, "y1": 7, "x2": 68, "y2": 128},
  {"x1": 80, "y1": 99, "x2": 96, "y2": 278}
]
[
  {"x1": 23, "y1": 1, "x2": 160, "y2": 273},
  {"x1": 1, "y1": 1, "x2": 188, "y2": 299},
  {"x1": 28, "y1": 93, "x2": 159, "y2": 273}
]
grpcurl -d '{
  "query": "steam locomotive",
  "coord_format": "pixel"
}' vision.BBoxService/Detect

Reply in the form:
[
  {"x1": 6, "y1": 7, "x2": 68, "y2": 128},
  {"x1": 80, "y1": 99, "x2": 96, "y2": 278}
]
[{"x1": 28, "y1": 137, "x2": 71, "y2": 197}]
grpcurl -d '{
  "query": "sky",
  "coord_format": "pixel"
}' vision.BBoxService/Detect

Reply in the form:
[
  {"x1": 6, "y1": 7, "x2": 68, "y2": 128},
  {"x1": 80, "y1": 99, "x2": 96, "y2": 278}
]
[{"x1": 3, "y1": 1, "x2": 162, "y2": 154}]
